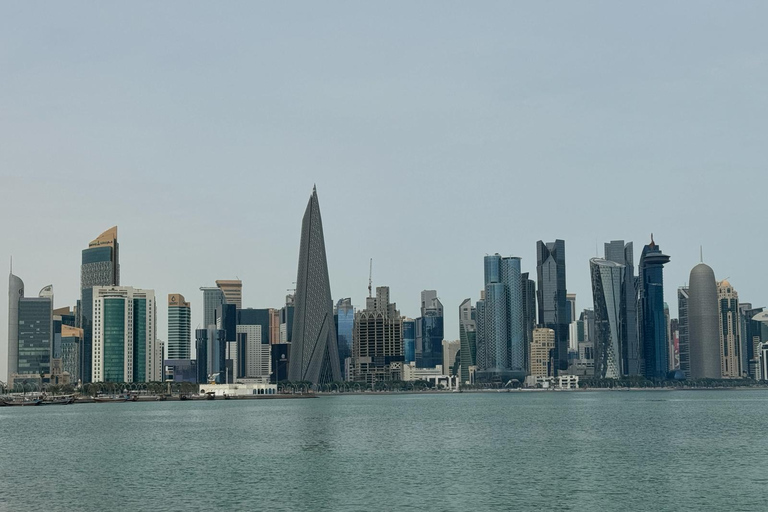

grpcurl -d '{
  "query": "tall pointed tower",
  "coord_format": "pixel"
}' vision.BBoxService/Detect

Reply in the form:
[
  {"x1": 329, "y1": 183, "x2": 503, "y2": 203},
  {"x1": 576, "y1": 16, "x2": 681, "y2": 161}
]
[{"x1": 288, "y1": 187, "x2": 342, "y2": 385}]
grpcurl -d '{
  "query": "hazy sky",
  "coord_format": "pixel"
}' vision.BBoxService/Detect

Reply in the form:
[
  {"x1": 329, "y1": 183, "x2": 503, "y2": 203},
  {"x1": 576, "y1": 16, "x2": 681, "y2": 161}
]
[{"x1": 2, "y1": 2, "x2": 767, "y2": 382}]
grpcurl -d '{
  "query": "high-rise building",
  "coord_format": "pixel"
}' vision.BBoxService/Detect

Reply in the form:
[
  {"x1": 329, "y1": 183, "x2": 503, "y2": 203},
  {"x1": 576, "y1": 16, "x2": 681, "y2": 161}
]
[
  {"x1": 740, "y1": 305, "x2": 764, "y2": 379},
  {"x1": 416, "y1": 290, "x2": 444, "y2": 369},
  {"x1": 195, "y1": 327, "x2": 226, "y2": 383},
  {"x1": 536, "y1": 240, "x2": 568, "y2": 374},
  {"x1": 717, "y1": 281, "x2": 742, "y2": 378},
  {"x1": 335, "y1": 298, "x2": 354, "y2": 380},
  {"x1": 604, "y1": 240, "x2": 641, "y2": 376},
  {"x1": 279, "y1": 294, "x2": 295, "y2": 343},
  {"x1": 216, "y1": 280, "x2": 242, "y2": 309},
  {"x1": 288, "y1": 187, "x2": 342, "y2": 384},
  {"x1": 167, "y1": 294, "x2": 191, "y2": 360},
  {"x1": 638, "y1": 237, "x2": 670, "y2": 379},
  {"x1": 590, "y1": 258, "x2": 624, "y2": 379},
  {"x1": 91, "y1": 286, "x2": 158, "y2": 383},
  {"x1": 353, "y1": 286, "x2": 403, "y2": 384},
  {"x1": 80, "y1": 226, "x2": 120, "y2": 383},
  {"x1": 678, "y1": 287, "x2": 690, "y2": 378},
  {"x1": 7, "y1": 273, "x2": 53, "y2": 385},
  {"x1": 60, "y1": 325, "x2": 82, "y2": 382},
  {"x1": 476, "y1": 254, "x2": 526, "y2": 382},
  {"x1": 237, "y1": 308, "x2": 273, "y2": 379},
  {"x1": 200, "y1": 287, "x2": 225, "y2": 328},
  {"x1": 458, "y1": 299, "x2": 476, "y2": 384},
  {"x1": 442, "y1": 339, "x2": 460, "y2": 376},
  {"x1": 402, "y1": 318, "x2": 416, "y2": 364},
  {"x1": 530, "y1": 328, "x2": 555, "y2": 378},
  {"x1": 521, "y1": 273, "x2": 536, "y2": 369},
  {"x1": 688, "y1": 263, "x2": 721, "y2": 379}
]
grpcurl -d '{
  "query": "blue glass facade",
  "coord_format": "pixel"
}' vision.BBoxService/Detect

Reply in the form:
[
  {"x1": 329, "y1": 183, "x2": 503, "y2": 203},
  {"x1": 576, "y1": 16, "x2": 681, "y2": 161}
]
[
  {"x1": 335, "y1": 298, "x2": 354, "y2": 379},
  {"x1": 639, "y1": 239, "x2": 670, "y2": 379},
  {"x1": 476, "y1": 254, "x2": 525, "y2": 382},
  {"x1": 536, "y1": 240, "x2": 568, "y2": 374},
  {"x1": 403, "y1": 319, "x2": 416, "y2": 363},
  {"x1": 17, "y1": 298, "x2": 53, "y2": 376}
]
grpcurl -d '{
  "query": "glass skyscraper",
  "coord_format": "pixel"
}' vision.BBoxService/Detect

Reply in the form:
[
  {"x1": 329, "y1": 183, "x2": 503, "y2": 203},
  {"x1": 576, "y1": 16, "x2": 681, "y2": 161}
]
[
  {"x1": 402, "y1": 318, "x2": 416, "y2": 364},
  {"x1": 200, "y1": 286, "x2": 225, "y2": 328},
  {"x1": 80, "y1": 226, "x2": 119, "y2": 383},
  {"x1": 476, "y1": 254, "x2": 526, "y2": 382},
  {"x1": 604, "y1": 240, "x2": 641, "y2": 376},
  {"x1": 167, "y1": 293, "x2": 191, "y2": 360},
  {"x1": 536, "y1": 240, "x2": 569, "y2": 374},
  {"x1": 416, "y1": 290, "x2": 444, "y2": 369},
  {"x1": 638, "y1": 237, "x2": 670, "y2": 379},
  {"x1": 590, "y1": 258, "x2": 624, "y2": 379},
  {"x1": 288, "y1": 186, "x2": 342, "y2": 384},
  {"x1": 335, "y1": 298, "x2": 354, "y2": 380},
  {"x1": 458, "y1": 298, "x2": 476, "y2": 384}
]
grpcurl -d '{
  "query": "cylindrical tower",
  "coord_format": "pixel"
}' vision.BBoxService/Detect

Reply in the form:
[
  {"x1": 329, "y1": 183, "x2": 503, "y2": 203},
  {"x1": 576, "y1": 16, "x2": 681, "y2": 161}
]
[
  {"x1": 688, "y1": 263, "x2": 721, "y2": 379},
  {"x1": 7, "y1": 272, "x2": 24, "y2": 380}
]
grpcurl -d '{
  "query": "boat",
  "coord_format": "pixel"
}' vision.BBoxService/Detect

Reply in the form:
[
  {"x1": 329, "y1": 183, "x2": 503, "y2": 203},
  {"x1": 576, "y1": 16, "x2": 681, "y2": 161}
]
[
  {"x1": 93, "y1": 395, "x2": 136, "y2": 403},
  {"x1": 1, "y1": 397, "x2": 42, "y2": 406},
  {"x1": 41, "y1": 395, "x2": 75, "y2": 405}
]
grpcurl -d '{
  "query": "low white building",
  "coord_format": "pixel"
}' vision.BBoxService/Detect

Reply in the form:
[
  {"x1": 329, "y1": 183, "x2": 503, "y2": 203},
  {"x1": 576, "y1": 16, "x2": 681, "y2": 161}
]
[
  {"x1": 200, "y1": 381, "x2": 278, "y2": 396},
  {"x1": 402, "y1": 363, "x2": 459, "y2": 389},
  {"x1": 525, "y1": 375, "x2": 579, "y2": 390}
]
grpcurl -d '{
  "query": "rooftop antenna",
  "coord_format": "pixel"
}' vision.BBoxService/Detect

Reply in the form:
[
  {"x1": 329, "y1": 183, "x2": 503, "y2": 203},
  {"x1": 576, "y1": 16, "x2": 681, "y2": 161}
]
[
  {"x1": 368, "y1": 258, "x2": 373, "y2": 298},
  {"x1": 9, "y1": 255, "x2": 12, "y2": 274},
  {"x1": 700, "y1": 246, "x2": 703, "y2": 263}
]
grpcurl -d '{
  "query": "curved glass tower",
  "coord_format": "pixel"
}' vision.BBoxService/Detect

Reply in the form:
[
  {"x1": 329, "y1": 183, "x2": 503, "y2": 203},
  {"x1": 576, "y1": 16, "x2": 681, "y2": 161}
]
[
  {"x1": 590, "y1": 258, "x2": 624, "y2": 379},
  {"x1": 638, "y1": 238, "x2": 670, "y2": 379},
  {"x1": 288, "y1": 187, "x2": 342, "y2": 385}
]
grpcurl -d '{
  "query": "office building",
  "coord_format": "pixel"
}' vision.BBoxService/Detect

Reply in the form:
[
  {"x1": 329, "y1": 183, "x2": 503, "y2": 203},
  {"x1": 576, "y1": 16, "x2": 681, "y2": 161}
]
[
  {"x1": 638, "y1": 237, "x2": 670, "y2": 379},
  {"x1": 271, "y1": 343, "x2": 290, "y2": 383},
  {"x1": 678, "y1": 287, "x2": 690, "y2": 378},
  {"x1": 521, "y1": 273, "x2": 536, "y2": 368},
  {"x1": 60, "y1": 325, "x2": 82, "y2": 383},
  {"x1": 216, "y1": 279, "x2": 242, "y2": 309},
  {"x1": 7, "y1": 273, "x2": 53, "y2": 385},
  {"x1": 741, "y1": 305, "x2": 764, "y2": 379},
  {"x1": 688, "y1": 263, "x2": 721, "y2": 379},
  {"x1": 335, "y1": 298, "x2": 354, "y2": 380},
  {"x1": 195, "y1": 326, "x2": 226, "y2": 383},
  {"x1": 604, "y1": 240, "x2": 641, "y2": 376},
  {"x1": 402, "y1": 318, "x2": 416, "y2": 364},
  {"x1": 279, "y1": 294, "x2": 295, "y2": 343},
  {"x1": 288, "y1": 186, "x2": 342, "y2": 384},
  {"x1": 353, "y1": 286, "x2": 403, "y2": 384},
  {"x1": 590, "y1": 258, "x2": 624, "y2": 379},
  {"x1": 80, "y1": 226, "x2": 120, "y2": 383},
  {"x1": 237, "y1": 308, "x2": 272, "y2": 379},
  {"x1": 476, "y1": 254, "x2": 526, "y2": 382},
  {"x1": 458, "y1": 298, "x2": 476, "y2": 384},
  {"x1": 163, "y1": 359, "x2": 197, "y2": 383},
  {"x1": 200, "y1": 286, "x2": 225, "y2": 328},
  {"x1": 167, "y1": 293, "x2": 191, "y2": 360},
  {"x1": 717, "y1": 280, "x2": 742, "y2": 378},
  {"x1": 530, "y1": 328, "x2": 555, "y2": 378},
  {"x1": 416, "y1": 290, "x2": 444, "y2": 369},
  {"x1": 536, "y1": 240, "x2": 568, "y2": 374},
  {"x1": 442, "y1": 339, "x2": 460, "y2": 376},
  {"x1": 91, "y1": 286, "x2": 159, "y2": 383}
]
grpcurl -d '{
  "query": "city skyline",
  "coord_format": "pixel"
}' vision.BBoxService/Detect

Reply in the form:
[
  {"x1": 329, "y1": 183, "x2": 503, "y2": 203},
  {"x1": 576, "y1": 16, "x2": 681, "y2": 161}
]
[{"x1": 2, "y1": 2, "x2": 768, "y2": 382}]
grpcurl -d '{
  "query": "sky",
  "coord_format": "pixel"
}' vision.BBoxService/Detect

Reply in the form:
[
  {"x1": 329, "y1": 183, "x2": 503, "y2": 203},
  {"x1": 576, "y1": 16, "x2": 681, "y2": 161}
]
[{"x1": 1, "y1": 1, "x2": 767, "y2": 382}]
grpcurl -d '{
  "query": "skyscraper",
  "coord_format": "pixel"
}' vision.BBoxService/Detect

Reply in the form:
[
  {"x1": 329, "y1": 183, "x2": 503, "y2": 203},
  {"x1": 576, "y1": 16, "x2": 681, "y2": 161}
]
[
  {"x1": 476, "y1": 254, "x2": 526, "y2": 382},
  {"x1": 678, "y1": 287, "x2": 690, "y2": 378},
  {"x1": 604, "y1": 240, "x2": 641, "y2": 376},
  {"x1": 530, "y1": 328, "x2": 555, "y2": 378},
  {"x1": 216, "y1": 280, "x2": 242, "y2": 309},
  {"x1": 288, "y1": 187, "x2": 342, "y2": 385},
  {"x1": 91, "y1": 286, "x2": 158, "y2": 383},
  {"x1": 80, "y1": 226, "x2": 119, "y2": 383},
  {"x1": 740, "y1": 305, "x2": 764, "y2": 379},
  {"x1": 416, "y1": 290, "x2": 444, "y2": 369},
  {"x1": 352, "y1": 286, "x2": 403, "y2": 383},
  {"x1": 167, "y1": 294, "x2": 191, "y2": 360},
  {"x1": 402, "y1": 318, "x2": 416, "y2": 364},
  {"x1": 717, "y1": 280, "x2": 741, "y2": 378},
  {"x1": 521, "y1": 273, "x2": 536, "y2": 370},
  {"x1": 200, "y1": 287, "x2": 225, "y2": 328},
  {"x1": 536, "y1": 240, "x2": 568, "y2": 374},
  {"x1": 688, "y1": 263, "x2": 721, "y2": 379},
  {"x1": 638, "y1": 237, "x2": 670, "y2": 379},
  {"x1": 590, "y1": 258, "x2": 624, "y2": 379},
  {"x1": 458, "y1": 298, "x2": 476, "y2": 384},
  {"x1": 335, "y1": 298, "x2": 354, "y2": 380},
  {"x1": 7, "y1": 273, "x2": 53, "y2": 385}
]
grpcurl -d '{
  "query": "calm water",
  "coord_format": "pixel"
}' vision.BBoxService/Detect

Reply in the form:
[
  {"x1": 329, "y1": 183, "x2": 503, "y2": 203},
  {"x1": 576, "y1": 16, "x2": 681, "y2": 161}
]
[{"x1": 2, "y1": 390, "x2": 768, "y2": 511}]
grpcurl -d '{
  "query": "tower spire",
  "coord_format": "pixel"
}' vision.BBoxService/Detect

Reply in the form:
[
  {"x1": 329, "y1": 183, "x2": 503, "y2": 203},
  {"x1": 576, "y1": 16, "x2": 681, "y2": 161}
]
[{"x1": 700, "y1": 246, "x2": 703, "y2": 263}]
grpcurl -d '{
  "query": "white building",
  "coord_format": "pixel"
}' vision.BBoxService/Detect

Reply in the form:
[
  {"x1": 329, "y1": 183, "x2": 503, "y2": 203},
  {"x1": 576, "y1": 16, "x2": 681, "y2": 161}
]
[
  {"x1": 442, "y1": 340, "x2": 460, "y2": 375},
  {"x1": 92, "y1": 286, "x2": 160, "y2": 383},
  {"x1": 201, "y1": 381, "x2": 277, "y2": 396},
  {"x1": 236, "y1": 324, "x2": 271, "y2": 379}
]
